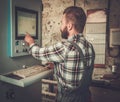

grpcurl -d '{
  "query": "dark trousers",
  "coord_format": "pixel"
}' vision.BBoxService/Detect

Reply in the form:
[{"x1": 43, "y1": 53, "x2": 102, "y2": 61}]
[{"x1": 56, "y1": 84, "x2": 92, "y2": 102}]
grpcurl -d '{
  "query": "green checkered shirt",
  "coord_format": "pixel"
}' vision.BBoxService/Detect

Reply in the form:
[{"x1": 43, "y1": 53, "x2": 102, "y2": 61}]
[{"x1": 29, "y1": 34, "x2": 95, "y2": 88}]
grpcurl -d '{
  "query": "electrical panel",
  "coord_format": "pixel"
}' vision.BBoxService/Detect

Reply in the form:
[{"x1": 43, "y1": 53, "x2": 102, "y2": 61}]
[
  {"x1": 110, "y1": 28, "x2": 120, "y2": 47},
  {"x1": 7, "y1": 0, "x2": 42, "y2": 57}
]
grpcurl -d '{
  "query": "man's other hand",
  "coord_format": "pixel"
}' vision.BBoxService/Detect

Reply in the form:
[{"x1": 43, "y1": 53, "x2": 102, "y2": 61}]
[{"x1": 46, "y1": 62, "x2": 54, "y2": 69}]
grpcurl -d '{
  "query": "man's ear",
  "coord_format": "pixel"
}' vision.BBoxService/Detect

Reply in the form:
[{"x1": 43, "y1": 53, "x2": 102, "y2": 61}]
[{"x1": 67, "y1": 22, "x2": 73, "y2": 31}]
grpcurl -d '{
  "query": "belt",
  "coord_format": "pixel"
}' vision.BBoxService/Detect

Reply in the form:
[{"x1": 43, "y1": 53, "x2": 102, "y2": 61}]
[{"x1": 58, "y1": 83, "x2": 89, "y2": 94}]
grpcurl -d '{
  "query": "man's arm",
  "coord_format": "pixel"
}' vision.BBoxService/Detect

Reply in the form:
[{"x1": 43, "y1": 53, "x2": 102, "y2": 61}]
[{"x1": 24, "y1": 33, "x2": 65, "y2": 62}]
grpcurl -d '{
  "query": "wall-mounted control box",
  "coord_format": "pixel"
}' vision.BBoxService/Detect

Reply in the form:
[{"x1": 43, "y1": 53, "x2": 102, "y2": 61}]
[{"x1": 8, "y1": 0, "x2": 42, "y2": 57}]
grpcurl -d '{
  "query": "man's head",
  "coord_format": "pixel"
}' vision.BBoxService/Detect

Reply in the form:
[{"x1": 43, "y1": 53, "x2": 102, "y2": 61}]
[{"x1": 60, "y1": 6, "x2": 86, "y2": 39}]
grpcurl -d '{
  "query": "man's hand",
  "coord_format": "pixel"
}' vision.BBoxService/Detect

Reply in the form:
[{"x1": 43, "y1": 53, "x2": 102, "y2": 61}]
[
  {"x1": 46, "y1": 62, "x2": 54, "y2": 69},
  {"x1": 24, "y1": 32, "x2": 35, "y2": 46}
]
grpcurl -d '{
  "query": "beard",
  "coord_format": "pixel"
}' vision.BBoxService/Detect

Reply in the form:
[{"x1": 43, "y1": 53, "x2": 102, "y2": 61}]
[{"x1": 60, "y1": 27, "x2": 69, "y2": 39}]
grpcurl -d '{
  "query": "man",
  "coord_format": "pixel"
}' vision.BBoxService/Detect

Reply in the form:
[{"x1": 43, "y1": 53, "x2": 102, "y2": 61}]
[{"x1": 24, "y1": 6, "x2": 95, "y2": 102}]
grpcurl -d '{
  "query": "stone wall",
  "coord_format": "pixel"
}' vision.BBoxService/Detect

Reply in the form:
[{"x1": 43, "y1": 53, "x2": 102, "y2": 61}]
[{"x1": 42, "y1": 0, "x2": 73, "y2": 46}]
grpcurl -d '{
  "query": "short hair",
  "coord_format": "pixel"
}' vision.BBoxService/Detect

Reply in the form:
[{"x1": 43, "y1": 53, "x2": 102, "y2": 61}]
[{"x1": 63, "y1": 6, "x2": 86, "y2": 33}]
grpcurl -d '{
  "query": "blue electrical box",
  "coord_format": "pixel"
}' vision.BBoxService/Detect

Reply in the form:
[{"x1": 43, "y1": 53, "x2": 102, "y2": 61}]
[{"x1": 7, "y1": 0, "x2": 42, "y2": 57}]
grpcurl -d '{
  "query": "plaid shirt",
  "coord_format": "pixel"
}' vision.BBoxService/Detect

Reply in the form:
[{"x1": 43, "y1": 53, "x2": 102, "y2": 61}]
[{"x1": 29, "y1": 34, "x2": 95, "y2": 88}]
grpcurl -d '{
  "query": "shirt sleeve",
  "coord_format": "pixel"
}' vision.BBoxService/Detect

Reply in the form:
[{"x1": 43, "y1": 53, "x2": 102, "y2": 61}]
[{"x1": 29, "y1": 42, "x2": 65, "y2": 62}]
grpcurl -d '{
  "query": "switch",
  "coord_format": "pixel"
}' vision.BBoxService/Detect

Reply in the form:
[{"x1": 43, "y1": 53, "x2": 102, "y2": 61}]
[
  {"x1": 22, "y1": 42, "x2": 26, "y2": 46},
  {"x1": 25, "y1": 49, "x2": 28, "y2": 52},
  {"x1": 16, "y1": 50, "x2": 19, "y2": 53},
  {"x1": 15, "y1": 41, "x2": 19, "y2": 46},
  {"x1": 23, "y1": 49, "x2": 25, "y2": 52}
]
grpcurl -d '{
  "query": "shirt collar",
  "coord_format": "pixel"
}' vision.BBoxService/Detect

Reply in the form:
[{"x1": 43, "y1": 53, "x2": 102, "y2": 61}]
[{"x1": 68, "y1": 33, "x2": 83, "y2": 42}]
